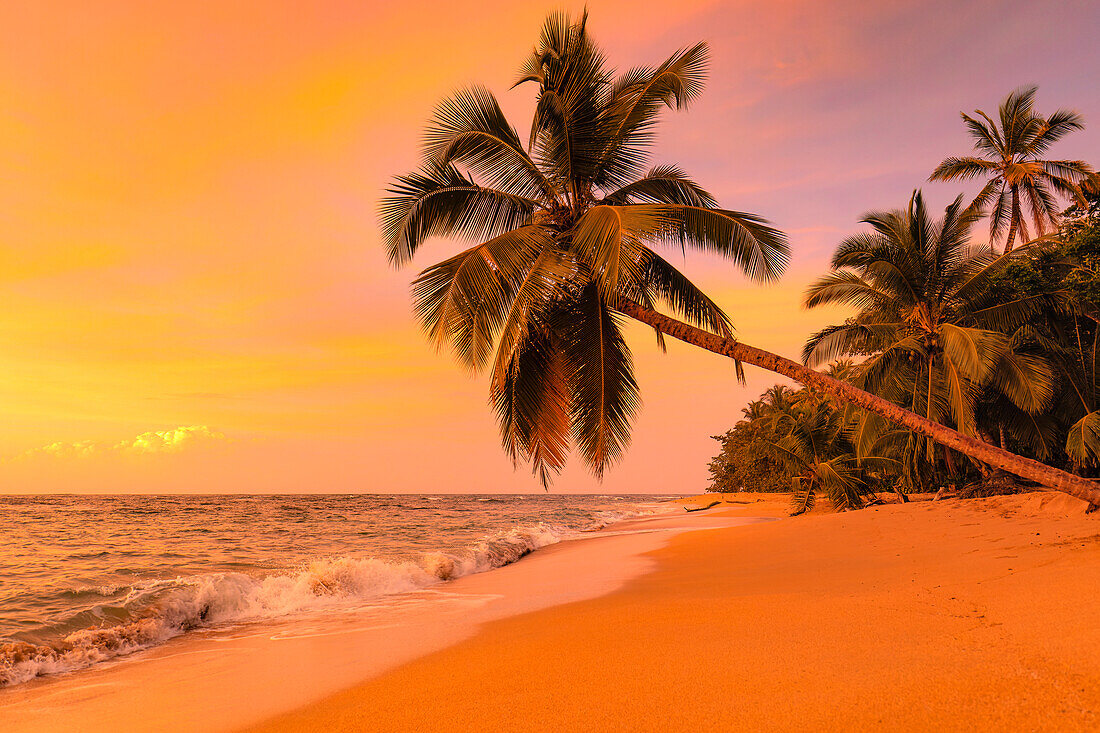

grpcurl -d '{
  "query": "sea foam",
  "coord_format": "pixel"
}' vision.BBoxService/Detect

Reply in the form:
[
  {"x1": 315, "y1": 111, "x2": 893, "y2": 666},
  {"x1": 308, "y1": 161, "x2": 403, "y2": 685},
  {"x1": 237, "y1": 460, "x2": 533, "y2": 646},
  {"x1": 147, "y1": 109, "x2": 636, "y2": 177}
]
[{"x1": 0, "y1": 515, "x2": 640, "y2": 687}]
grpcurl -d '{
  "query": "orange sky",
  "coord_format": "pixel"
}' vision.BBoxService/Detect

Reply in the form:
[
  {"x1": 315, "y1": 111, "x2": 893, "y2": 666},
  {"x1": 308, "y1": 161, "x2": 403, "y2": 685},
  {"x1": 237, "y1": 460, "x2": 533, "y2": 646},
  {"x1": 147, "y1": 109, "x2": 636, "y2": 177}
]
[{"x1": 2, "y1": 0, "x2": 1098, "y2": 493}]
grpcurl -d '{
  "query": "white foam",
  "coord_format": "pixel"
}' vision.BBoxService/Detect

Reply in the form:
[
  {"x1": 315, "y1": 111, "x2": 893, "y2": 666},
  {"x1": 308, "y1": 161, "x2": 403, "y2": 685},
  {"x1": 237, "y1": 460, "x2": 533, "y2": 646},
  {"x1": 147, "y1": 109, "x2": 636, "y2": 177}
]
[{"x1": 0, "y1": 513, "x2": 651, "y2": 687}]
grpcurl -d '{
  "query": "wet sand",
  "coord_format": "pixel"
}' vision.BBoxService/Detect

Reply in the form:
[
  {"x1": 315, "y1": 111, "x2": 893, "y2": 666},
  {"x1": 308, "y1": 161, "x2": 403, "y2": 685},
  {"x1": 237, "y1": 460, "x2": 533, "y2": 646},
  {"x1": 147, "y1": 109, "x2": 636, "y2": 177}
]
[{"x1": 248, "y1": 492, "x2": 1100, "y2": 732}]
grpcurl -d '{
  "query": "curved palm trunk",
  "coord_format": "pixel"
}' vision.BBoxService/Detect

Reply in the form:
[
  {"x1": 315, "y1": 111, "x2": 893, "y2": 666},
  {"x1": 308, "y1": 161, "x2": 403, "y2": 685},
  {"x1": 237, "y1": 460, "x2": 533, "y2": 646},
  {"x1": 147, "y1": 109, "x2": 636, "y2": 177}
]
[{"x1": 618, "y1": 299, "x2": 1100, "y2": 507}]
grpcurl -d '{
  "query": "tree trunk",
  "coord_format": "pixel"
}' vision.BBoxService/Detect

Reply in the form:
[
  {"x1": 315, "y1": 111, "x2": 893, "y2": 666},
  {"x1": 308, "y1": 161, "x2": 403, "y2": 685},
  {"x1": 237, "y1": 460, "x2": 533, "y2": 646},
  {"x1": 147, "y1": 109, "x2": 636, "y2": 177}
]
[
  {"x1": 1004, "y1": 186, "x2": 1020, "y2": 252},
  {"x1": 617, "y1": 299, "x2": 1100, "y2": 507}
]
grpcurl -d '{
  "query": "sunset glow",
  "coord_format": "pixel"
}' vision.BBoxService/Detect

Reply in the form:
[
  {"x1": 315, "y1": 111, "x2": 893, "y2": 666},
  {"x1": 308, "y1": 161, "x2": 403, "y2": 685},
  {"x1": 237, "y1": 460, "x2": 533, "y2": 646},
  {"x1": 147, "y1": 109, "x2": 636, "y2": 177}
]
[{"x1": 3, "y1": 0, "x2": 1098, "y2": 492}]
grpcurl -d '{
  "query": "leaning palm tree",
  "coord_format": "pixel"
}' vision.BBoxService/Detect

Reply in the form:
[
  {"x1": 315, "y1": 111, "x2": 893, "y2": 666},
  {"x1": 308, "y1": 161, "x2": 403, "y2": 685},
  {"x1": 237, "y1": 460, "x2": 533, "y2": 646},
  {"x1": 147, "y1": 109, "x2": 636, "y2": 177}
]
[
  {"x1": 380, "y1": 12, "x2": 1100, "y2": 506},
  {"x1": 930, "y1": 86, "x2": 1094, "y2": 251}
]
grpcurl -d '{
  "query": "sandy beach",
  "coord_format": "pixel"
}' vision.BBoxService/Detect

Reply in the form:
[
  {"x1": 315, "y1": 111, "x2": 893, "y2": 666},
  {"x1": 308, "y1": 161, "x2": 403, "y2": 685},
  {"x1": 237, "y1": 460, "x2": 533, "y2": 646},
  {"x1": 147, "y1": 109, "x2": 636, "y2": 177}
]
[{"x1": 248, "y1": 492, "x2": 1100, "y2": 732}]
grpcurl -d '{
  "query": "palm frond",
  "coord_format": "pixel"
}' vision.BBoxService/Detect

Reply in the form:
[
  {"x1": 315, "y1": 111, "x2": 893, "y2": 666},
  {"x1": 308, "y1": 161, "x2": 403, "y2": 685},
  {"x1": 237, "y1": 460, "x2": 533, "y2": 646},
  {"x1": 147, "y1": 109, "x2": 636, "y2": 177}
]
[
  {"x1": 424, "y1": 86, "x2": 559, "y2": 202},
  {"x1": 966, "y1": 293, "x2": 1054, "y2": 333},
  {"x1": 929, "y1": 156, "x2": 997, "y2": 182},
  {"x1": 804, "y1": 270, "x2": 898, "y2": 310},
  {"x1": 1027, "y1": 108, "x2": 1086, "y2": 156},
  {"x1": 802, "y1": 321, "x2": 899, "y2": 366},
  {"x1": 814, "y1": 460, "x2": 869, "y2": 511},
  {"x1": 939, "y1": 353, "x2": 976, "y2": 436},
  {"x1": 960, "y1": 111, "x2": 1003, "y2": 154},
  {"x1": 561, "y1": 286, "x2": 640, "y2": 478},
  {"x1": 1067, "y1": 411, "x2": 1100, "y2": 468},
  {"x1": 660, "y1": 206, "x2": 789, "y2": 282},
  {"x1": 989, "y1": 350, "x2": 1054, "y2": 413},
  {"x1": 491, "y1": 243, "x2": 577, "y2": 384},
  {"x1": 380, "y1": 163, "x2": 537, "y2": 265},
  {"x1": 637, "y1": 249, "x2": 733, "y2": 337},
  {"x1": 601, "y1": 165, "x2": 717, "y2": 207},
  {"x1": 938, "y1": 324, "x2": 1003, "y2": 383},
  {"x1": 411, "y1": 225, "x2": 550, "y2": 369},
  {"x1": 598, "y1": 43, "x2": 709, "y2": 185},
  {"x1": 570, "y1": 204, "x2": 669, "y2": 295},
  {"x1": 491, "y1": 322, "x2": 572, "y2": 486},
  {"x1": 789, "y1": 477, "x2": 815, "y2": 516},
  {"x1": 527, "y1": 12, "x2": 612, "y2": 193}
]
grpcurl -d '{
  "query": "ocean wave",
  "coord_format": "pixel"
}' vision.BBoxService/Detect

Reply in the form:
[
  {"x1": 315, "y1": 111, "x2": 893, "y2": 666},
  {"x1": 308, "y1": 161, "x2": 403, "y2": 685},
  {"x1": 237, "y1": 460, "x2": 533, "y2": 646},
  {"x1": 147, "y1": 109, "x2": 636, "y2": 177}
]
[{"x1": 0, "y1": 518, "x2": 616, "y2": 687}]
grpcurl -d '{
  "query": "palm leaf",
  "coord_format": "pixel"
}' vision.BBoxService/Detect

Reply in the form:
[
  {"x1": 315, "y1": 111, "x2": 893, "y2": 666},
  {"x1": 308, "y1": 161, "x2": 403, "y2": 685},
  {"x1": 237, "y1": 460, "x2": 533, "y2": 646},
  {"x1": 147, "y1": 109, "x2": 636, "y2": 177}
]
[
  {"x1": 412, "y1": 225, "x2": 550, "y2": 369},
  {"x1": 560, "y1": 286, "x2": 640, "y2": 478},
  {"x1": 424, "y1": 86, "x2": 559, "y2": 203},
  {"x1": 491, "y1": 323, "x2": 572, "y2": 486},
  {"x1": 929, "y1": 156, "x2": 997, "y2": 182},
  {"x1": 802, "y1": 321, "x2": 899, "y2": 366},
  {"x1": 789, "y1": 476, "x2": 815, "y2": 516},
  {"x1": 598, "y1": 43, "x2": 709, "y2": 186},
  {"x1": 938, "y1": 324, "x2": 1003, "y2": 383},
  {"x1": 570, "y1": 204, "x2": 669, "y2": 295},
  {"x1": 660, "y1": 205, "x2": 789, "y2": 282},
  {"x1": 601, "y1": 165, "x2": 717, "y2": 207},
  {"x1": 636, "y1": 248, "x2": 733, "y2": 337},
  {"x1": 491, "y1": 244, "x2": 577, "y2": 384},
  {"x1": 380, "y1": 163, "x2": 537, "y2": 265},
  {"x1": 1067, "y1": 411, "x2": 1100, "y2": 468},
  {"x1": 988, "y1": 350, "x2": 1053, "y2": 414},
  {"x1": 804, "y1": 271, "x2": 898, "y2": 310}
]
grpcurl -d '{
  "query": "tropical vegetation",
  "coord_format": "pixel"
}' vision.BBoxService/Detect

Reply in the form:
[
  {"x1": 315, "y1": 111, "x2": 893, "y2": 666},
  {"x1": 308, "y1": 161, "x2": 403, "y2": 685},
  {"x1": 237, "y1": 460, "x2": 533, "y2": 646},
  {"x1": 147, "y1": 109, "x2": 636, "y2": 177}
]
[
  {"x1": 711, "y1": 188, "x2": 1100, "y2": 510},
  {"x1": 381, "y1": 11, "x2": 1100, "y2": 508}
]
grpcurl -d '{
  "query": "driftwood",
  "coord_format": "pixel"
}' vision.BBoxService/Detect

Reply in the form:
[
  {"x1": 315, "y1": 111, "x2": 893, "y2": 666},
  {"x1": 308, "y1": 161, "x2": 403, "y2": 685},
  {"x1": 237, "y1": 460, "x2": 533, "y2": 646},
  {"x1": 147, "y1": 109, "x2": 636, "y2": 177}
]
[{"x1": 684, "y1": 500, "x2": 722, "y2": 512}]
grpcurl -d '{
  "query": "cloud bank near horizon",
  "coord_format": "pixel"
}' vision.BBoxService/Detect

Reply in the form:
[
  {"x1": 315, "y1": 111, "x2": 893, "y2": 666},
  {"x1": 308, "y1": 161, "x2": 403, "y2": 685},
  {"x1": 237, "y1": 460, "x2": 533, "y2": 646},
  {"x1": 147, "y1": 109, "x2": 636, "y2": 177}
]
[{"x1": 15, "y1": 426, "x2": 229, "y2": 462}]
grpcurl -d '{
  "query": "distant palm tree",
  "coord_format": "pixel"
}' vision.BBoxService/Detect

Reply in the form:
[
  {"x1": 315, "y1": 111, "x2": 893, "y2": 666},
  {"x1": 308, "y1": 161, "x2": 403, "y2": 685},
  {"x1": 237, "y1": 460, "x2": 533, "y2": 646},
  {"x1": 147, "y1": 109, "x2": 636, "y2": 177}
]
[
  {"x1": 930, "y1": 86, "x2": 1094, "y2": 251},
  {"x1": 381, "y1": 12, "x2": 1100, "y2": 506}
]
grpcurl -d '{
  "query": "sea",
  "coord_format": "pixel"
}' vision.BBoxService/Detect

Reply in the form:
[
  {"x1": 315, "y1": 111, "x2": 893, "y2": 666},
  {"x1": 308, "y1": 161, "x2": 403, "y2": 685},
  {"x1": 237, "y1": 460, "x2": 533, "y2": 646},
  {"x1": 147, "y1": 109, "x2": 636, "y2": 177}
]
[{"x1": 0, "y1": 493, "x2": 673, "y2": 688}]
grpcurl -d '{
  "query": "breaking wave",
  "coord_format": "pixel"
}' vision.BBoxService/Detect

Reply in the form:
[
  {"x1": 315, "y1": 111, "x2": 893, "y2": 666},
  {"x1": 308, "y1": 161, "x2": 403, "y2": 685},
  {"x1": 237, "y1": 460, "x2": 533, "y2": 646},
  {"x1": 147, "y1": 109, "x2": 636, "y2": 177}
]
[{"x1": 1, "y1": 511, "x2": 644, "y2": 687}]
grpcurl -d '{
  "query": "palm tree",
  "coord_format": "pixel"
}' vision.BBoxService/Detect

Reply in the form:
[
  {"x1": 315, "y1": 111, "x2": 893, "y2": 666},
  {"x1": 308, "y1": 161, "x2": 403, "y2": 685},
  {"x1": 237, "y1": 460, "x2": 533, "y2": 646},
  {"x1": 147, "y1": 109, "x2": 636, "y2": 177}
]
[
  {"x1": 803, "y1": 192, "x2": 1057, "y2": 464},
  {"x1": 381, "y1": 12, "x2": 1100, "y2": 506},
  {"x1": 930, "y1": 86, "x2": 1094, "y2": 252},
  {"x1": 741, "y1": 399, "x2": 767, "y2": 421},
  {"x1": 764, "y1": 398, "x2": 877, "y2": 515}
]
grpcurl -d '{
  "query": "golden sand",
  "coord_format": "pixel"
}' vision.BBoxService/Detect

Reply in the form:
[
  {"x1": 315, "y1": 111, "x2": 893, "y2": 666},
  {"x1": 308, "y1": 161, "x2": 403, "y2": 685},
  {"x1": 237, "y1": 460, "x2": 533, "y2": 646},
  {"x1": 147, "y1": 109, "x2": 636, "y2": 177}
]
[{"x1": 247, "y1": 492, "x2": 1100, "y2": 732}]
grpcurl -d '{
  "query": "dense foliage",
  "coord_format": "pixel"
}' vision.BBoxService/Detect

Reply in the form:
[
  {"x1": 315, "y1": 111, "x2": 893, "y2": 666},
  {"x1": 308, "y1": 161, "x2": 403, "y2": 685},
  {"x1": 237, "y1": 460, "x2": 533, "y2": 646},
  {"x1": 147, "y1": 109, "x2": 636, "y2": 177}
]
[
  {"x1": 710, "y1": 189, "x2": 1100, "y2": 510},
  {"x1": 979, "y1": 190, "x2": 1100, "y2": 471},
  {"x1": 707, "y1": 371, "x2": 894, "y2": 513},
  {"x1": 707, "y1": 393, "x2": 793, "y2": 494},
  {"x1": 709, "y1": 87, "x2": 1097, "y2": 511}
]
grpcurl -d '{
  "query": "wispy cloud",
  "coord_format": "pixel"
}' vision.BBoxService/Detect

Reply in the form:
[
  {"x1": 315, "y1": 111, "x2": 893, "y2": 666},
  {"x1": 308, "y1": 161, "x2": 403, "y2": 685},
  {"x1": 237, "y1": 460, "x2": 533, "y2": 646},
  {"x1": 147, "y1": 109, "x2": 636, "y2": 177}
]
[{"x1": 16, "y1": 426, "x2": 228, "y2": 461}]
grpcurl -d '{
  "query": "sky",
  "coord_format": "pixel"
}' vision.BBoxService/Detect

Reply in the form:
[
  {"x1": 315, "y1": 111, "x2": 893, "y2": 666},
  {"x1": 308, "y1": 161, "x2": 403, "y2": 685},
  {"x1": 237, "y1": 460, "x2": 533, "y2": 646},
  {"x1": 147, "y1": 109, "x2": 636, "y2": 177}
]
[{"x1": 2, "y1": 0, "x2": 1098, "y2": 493}]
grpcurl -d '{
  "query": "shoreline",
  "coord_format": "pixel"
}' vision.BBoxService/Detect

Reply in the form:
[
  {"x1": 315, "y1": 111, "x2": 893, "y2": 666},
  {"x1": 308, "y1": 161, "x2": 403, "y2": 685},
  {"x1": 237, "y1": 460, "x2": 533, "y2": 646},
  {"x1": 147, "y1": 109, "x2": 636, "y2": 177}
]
[
  {"x1": 248, "y1": 491, "x2": 1100, "y2": 732},
  {"x1": 2, "y1": 501, "x2": 758, "y2": 732}
]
